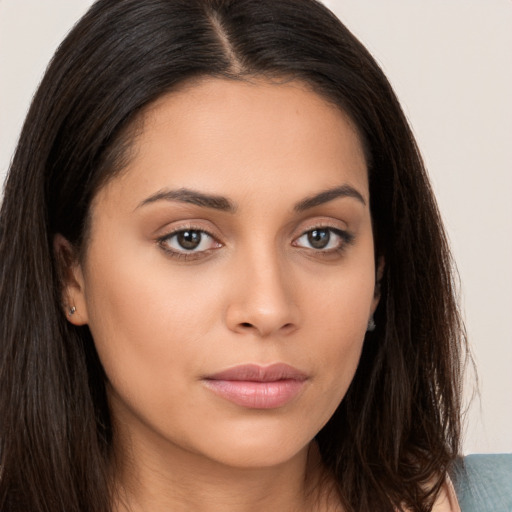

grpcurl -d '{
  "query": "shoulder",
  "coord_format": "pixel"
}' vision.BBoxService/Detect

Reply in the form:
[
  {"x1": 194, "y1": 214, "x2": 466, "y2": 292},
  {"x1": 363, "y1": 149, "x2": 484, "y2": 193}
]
[
  {"x1": 451, "y1": 453, "x2": 512, "y2": 512},
  {"x1": 431, "y1": 476, "x2": 460, "y2": 512}
]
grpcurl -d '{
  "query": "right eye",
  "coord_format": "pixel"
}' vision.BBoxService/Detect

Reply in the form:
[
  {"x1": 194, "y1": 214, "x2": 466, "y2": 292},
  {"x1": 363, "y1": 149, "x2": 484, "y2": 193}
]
[{"x1": 157, "y1": 228, "x2": 222, "y2": 258}]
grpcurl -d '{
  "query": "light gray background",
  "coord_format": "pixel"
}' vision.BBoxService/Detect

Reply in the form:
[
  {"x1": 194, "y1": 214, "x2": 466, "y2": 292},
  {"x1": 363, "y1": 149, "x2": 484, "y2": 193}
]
[{"x1": 1, "y1": 0, "x2": 511, "y2": 454}]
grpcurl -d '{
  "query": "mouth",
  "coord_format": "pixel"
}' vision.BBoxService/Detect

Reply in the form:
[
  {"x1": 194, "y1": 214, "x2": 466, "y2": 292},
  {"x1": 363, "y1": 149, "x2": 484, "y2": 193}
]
[{"x1": 202, "y1": 363, "x2": 308, "y2": 409}]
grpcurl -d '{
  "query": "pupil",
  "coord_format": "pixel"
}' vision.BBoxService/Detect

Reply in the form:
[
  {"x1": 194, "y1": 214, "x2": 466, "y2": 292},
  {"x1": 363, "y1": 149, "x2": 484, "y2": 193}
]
[
  {"x1": 308, "y1": 229, "x2": 330, "y2": 249},
  {"x1": 177, "y1": 230, "x2": 201, "y2": 250}
]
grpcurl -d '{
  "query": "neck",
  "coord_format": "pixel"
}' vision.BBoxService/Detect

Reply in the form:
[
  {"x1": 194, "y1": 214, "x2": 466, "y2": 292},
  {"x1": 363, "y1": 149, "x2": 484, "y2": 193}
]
[{"x1": 111, "y1": 427, "x2": 337, "y2": 512}]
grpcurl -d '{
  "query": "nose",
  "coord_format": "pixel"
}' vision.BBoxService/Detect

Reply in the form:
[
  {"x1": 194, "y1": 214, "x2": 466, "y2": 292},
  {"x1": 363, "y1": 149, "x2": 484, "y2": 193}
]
[{"x1": 225, "y1": 248, "x2": 300, "y2": 338}]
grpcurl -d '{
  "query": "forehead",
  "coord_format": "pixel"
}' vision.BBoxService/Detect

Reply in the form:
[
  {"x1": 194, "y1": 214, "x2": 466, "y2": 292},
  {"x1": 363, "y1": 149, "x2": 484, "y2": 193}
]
[{"x1": 94, "y1": 78, "x2": 368, "y2": 211}]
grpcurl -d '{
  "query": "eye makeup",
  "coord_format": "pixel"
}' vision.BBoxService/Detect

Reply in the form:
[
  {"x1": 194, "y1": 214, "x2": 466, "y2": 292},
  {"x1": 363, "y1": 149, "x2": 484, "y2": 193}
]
[
  {"x1": 293, "y1": 226, "x2": 354, "y2": 254},
  {"x1": 155, "y1": 220, "x2": 355, "y2": 264},
  {"x1": 156, "y1": 224, "x2": 223, "y2": 261}
]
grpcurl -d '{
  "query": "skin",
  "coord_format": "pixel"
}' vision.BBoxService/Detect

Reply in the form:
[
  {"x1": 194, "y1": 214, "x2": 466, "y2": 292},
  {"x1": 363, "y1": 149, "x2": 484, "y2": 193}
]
[{"x1": 62, "y1": 78, "x2": 380, "y2": 511}]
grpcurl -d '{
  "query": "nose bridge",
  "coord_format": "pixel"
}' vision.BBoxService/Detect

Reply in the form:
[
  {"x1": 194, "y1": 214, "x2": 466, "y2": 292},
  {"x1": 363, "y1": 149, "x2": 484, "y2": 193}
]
[{"x1": 225, "y1": 236, "x2": 299, "y2": 336}]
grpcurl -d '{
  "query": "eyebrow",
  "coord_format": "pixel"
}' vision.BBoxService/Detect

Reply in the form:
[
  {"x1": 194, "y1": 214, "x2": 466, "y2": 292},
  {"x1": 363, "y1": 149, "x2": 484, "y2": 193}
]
[
  {"x1": 136, "y1": 183, "x2": 366, "y2": 213},
  {"x1": 137, "y1": 188, "x2": 237, "y2": 213},
  {"x1": 293, "y1": 185, "x2": 366, "y2": 211}
]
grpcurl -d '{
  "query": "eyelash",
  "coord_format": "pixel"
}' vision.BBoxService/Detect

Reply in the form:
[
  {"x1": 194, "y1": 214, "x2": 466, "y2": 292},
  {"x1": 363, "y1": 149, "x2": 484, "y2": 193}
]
[
  {"x1": 292, "y1": 226, "x2": 355, "y2": 256},
  {"x1": 157, "y1": 225, "x2": 221, "y2": 261},
  {"x1": 156, "y1": 224, "x2": 354, "y2": 261}
]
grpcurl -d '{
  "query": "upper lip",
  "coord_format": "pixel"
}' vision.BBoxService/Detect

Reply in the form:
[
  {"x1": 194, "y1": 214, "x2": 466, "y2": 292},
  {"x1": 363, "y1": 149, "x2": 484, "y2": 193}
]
[{"x1": 205, "y1": 363, "x2": 308, "y2": 382}]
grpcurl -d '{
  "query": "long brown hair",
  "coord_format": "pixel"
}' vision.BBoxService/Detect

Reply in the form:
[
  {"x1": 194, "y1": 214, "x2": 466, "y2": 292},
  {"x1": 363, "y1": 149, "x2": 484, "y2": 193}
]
[{"x1": 0, "y1": 1, "x2": 467, "y2": 510}]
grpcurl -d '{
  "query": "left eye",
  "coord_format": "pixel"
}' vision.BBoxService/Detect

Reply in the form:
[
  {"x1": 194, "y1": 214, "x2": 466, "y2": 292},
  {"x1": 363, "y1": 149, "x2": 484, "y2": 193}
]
[
  {"x1": 294, "y1": 228, "x2": 348, "y2": 251},
  {"x1": 159, "y1": 229, "x2": 219, "y2": 253}
]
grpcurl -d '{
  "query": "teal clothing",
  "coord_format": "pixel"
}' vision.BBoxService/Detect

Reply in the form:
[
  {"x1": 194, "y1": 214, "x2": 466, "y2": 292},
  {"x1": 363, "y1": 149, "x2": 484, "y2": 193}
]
[{"x1": 452, "y1": 454, "x2": 512, "y2": 511}]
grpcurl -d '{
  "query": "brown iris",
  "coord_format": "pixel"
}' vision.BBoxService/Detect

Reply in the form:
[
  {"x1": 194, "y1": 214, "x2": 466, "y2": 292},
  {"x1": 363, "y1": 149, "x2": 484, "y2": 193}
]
[
  {"x1": 307, "y1": 229, "x2": 330, "y2": 249},
  {"x1": 177, "y1": 230, "x2": 202, "y2": 250}
]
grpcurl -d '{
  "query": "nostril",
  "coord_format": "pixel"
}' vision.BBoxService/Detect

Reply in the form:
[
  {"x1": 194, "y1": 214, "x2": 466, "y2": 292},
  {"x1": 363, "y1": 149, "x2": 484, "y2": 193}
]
[{"x1": 238, "y1": 321, "x2": 295, "y2": 333}]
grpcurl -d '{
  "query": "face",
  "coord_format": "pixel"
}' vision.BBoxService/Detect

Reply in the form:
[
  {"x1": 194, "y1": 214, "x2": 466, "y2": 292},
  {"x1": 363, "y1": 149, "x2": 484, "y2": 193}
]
[{"x1": 64, "y1": 78, "x2": 379, "y2": 470}]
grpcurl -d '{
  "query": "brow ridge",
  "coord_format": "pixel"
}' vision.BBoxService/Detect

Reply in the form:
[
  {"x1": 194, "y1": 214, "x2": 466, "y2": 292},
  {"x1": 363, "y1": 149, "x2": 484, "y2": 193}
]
[
  {"x1": 137, "y1": 188, "x2": 236, "y2": 212},
  {"x1": 137, "y1": 184, "x2": 365, "y2": 213},
  {"x1": 294, "y1": 184, "x2": 366, "y2": 212}
]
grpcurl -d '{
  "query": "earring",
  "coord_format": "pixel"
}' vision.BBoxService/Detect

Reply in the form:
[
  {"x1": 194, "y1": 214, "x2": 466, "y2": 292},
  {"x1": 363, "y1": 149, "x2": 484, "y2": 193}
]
[
  {"x1": 367, "y1": 316, "x2": 376, "y2": 332},
  {"x1": 68, "y1": 306, "x2": 76, "y2": 316}
]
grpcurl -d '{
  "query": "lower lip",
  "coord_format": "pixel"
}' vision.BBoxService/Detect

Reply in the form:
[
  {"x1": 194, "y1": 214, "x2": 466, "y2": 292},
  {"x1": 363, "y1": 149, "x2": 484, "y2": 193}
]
[{"x1": 203, "y1": 379, "x2": 305, "y2": 409}]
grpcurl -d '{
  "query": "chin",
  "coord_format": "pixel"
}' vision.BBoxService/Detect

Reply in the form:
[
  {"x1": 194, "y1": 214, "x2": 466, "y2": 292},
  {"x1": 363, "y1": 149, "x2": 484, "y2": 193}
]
[
  {"x1": 206, "y1": 441, "x2": 310, "y2": 470},
  {"x1": 185, "y1": 419, "x2": 316, "y2": 470}
]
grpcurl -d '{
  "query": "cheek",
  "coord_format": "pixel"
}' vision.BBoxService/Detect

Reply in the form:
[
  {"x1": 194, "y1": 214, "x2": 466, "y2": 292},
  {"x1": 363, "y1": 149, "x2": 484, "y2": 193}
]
[
  {"x1": 82, "y1": 250, "x2": 220, "y2": 395},
  {"x1": 305, "y1": 258, "x2": 375, "y2": 337},
  {"x1": 82, "y1": 262, "x2": 222, "y2": 448},
  {"x1": 302, "y1": 262, "x2": 375, "y2": 404}
]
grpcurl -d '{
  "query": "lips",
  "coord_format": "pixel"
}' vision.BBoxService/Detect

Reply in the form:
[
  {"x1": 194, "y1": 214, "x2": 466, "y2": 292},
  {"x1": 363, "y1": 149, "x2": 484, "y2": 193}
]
[{"x1": 202, "y1": 363, "x2": 308, "y2": 409}]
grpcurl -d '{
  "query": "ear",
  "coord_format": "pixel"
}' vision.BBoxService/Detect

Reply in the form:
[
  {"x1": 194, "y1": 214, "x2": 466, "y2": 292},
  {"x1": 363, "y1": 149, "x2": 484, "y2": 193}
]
[
  {"x1": 53, "y1": 234, "x2": 89, "y2": 326},
  {"x1": 371, "y1": 256, "x2": 385, "y2": 314}
]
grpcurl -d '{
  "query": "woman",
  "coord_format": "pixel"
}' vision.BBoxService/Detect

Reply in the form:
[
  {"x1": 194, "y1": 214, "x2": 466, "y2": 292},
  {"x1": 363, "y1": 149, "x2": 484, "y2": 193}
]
[{"x1": 0, "y1": 0, "x2": 466, "y2": 510}]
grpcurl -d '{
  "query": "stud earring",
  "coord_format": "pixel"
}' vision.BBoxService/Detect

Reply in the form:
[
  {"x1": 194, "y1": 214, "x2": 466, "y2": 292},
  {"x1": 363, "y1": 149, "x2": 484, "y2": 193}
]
[
  {"x1": 68, "y1": 306, "x2": 76, "y2": 316},
  {"x1": 367, "y1": 316, "x2": 376, "y2": 332}
]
